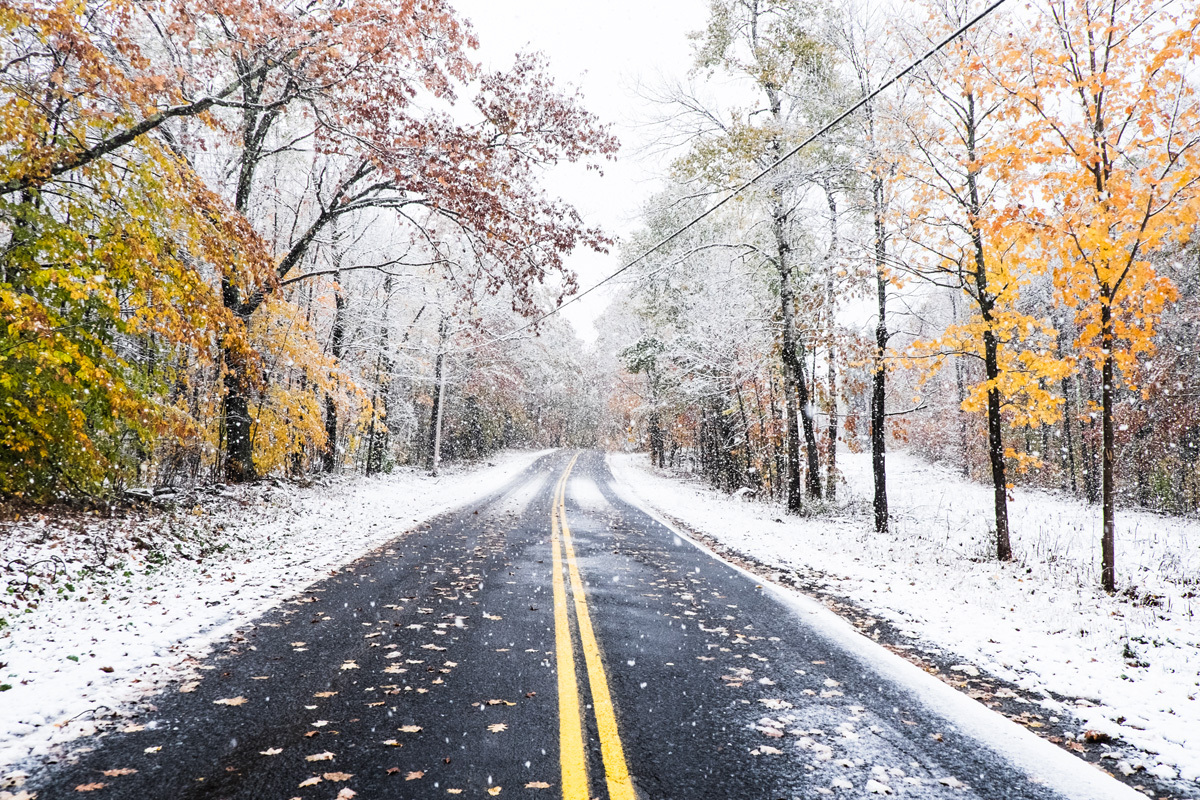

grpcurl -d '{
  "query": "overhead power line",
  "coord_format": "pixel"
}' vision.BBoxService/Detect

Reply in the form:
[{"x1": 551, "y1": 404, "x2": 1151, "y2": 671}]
[{"x1": 464, "y1": 0, "x2": 1010, "y2": 353}]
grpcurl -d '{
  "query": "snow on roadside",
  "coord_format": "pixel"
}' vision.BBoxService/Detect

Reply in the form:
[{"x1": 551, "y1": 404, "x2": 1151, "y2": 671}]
[
  {"x1": 0, "y1": 449, "x2": 549, "y2": 770},
  {"x1": 608, "y1": 450, "x2": 1200, "y2": 790}
]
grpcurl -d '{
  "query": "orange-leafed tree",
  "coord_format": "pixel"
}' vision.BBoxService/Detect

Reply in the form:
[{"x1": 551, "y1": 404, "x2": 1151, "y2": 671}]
[
  {"x1": 1001, "y1": 0, "x2": 1200, "y2": 590},
  {"x1": 899, "y1": 0, "x2": 1069, "y2": 560}
]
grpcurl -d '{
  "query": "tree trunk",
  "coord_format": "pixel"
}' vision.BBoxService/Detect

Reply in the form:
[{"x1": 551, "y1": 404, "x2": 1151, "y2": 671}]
[
  {"x1": 982, "y1": 327, "x2": 1012, "y2": 560},
  {"x1": 321, "y1": 270, "x2": 346, "y2": 472},
  {"x1": 222, "y1": 343, "x2": 256, "y2": 482},
  {"x1": 221, "y1": 273, "x2": 257, "y2": 482},
  {"x1": 826, "y1": 353, "x2": 838, "y2": 500},
  {"x1": 795, "y1": 339, "x2": 823, "y2": 499},
  {"x1": 1100, "y1": 297, "x2": 1116, "y2": 592},
  {"x1": 427, "y1": 317, "x2": 448, "y2": 474},
  {"x1": 823, "y1": 180, "x2": 839, "y2": 500},
  {"x1": 870, "y1": 176, "x2": 889, "y2": 533},
  {"x1": 366, "y1": 277, "x2": 393, "y2": 476},
  {"x1": 773, "y1": 200, "x2": 805, "y2": 514}
]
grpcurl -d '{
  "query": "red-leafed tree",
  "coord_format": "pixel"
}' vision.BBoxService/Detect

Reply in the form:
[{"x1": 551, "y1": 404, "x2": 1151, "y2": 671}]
[{"x1": 2, "y1": 0, "x2": 617, "y2": 482}]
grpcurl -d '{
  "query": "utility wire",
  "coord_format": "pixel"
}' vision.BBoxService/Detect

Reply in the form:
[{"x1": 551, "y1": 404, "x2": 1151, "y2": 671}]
[{"x1": 459, "y1": 0, "x2": 1009, "y2": 354}]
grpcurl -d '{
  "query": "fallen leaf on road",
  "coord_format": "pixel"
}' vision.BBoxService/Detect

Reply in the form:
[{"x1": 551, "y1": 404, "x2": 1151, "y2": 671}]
[
  {"x1": 305, "y1": 752, "x2": 335, "y2": 762},
  {"x1": 366, "y1": 701, "x2": 385, "y2": 707},
  {"x1": 525, "y1": 782, "x2": 551, "y2": 789},
  {"x1": 323, "y1": 772, "x2": 353, "y2": 782},
  {"x1": 381, "y1": 739, "x2": 402, "y2": 746},
  {"x1": 865, "y1": 779, "x2": 893, "y2": 794},
  {"x1": 311, "y1": 720, "x2": 329, "y2": 727},
  {"x1": 122, "y1": 724, "x2": 145, "y2": 733},
  {"x1": 340, "y1": 661, "x2": 359, "y2": 670},
  {"x1": 447, "y1": 790, "x2": 463, "y2": 795},
  {"x1": 74, "y1": 784, "x2": 105, "y2": 792},
  {"x1": 213, "y1": 696, "x2": 248, "y2": 707},
  {"x1": 298, "y1": 777, "x2": 321, "y2": 788},
  {"x1": 444, "y1": 661, "x2": 458, "y2": 667},
  {"x1": 485, "y1": 699, "x2": 515, "y2": 706},
  {"x1": 758, "y1": 699, "x2": 792, "y2": 710},
  {"x1": 101, "y1": 769, "x2": 136, "y2": 777},
  {"x1": 291, "y1": 642, "x2": 305, "y2": 647},
  {"x1": 937, "y1": 777, "x2": 966, "y2": 788},
  {"x1": 421, "y1": 644, "x2": 446, "y2": 651},
  {"x1": 143, "y1": 746, "x2": 161, "y2": 753},
  {"x1": 398, "y1": 725, "x2": 421, "y2": 733},
  {"x1": 259, "y1": 748, "x2": 283, "y2": 756},
  {"x1": 405, "y1": 771, "x2": 423, "y2": 781},
  {"x1": 250, "y1": 676, "x2": 269, "y2": 680},
  {"x1": 483, "y1": 614, "x2": 502, "y2": 620},
  {"x1": 314, "y1": 691, "x2": 337, "y2": 698},
  {"x1": 759, "y1": 746, "x2": 782, "y2": 755},
  {"x1": 487, "y1": 788, "x2": 501, "y2": 796},
  {"x1": 336, "y1": 790, "x2": 356, "y2": 800},
  {"x1": 487, "y1": 724, "x2": 508, "y2": 733},
  {"x1": 179, "y1": 683, "x2": 199, "y2": 693},
  {"x1": 831, "y1": 778, "x2": 852, "y2": 789}
]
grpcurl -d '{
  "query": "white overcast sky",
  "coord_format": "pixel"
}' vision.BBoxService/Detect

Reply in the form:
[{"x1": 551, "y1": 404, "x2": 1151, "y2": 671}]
[{"x1": 450, "y1": 0, "x2": 712, "y2": 342}]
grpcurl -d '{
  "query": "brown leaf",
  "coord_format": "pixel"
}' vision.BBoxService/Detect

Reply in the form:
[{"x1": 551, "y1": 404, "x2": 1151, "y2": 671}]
[
  {"x1": 179, "y1": 683, "x2": 199, "y2": 693},
  {"x1": 298, "y1": 776, "x2": 321, "y2": 788},
  {"x1": 525, "y1": 781, "x2": 552, "y2": 789},
  {"x1": 259, "y1": 748, "x2": 283, "y2": 756},
  {"x1": 322, "y1": 772, "x2": 353, "y2": 782},
  {"x1": 487, "y1": 723, "x2": 508, "y2": 733},
  {"x1": 213, "y1": 696, "x2": 248, "y2": 707},
  {"x1": 75, "y1": 784, "x2": 106, "y2": 792},
  {"x1": 405, "y1": 771, "x2": 424, "y2": 781},
  {"x1": 397, "y1": 725, "x2": 421, "y2": 733},
  {"x1": 336, "y1": 790, "x2": 356, "y2": 800},
  {"x1": 314, "y1": 691, "x2": 338, "y2": 698},
  {"x1": 381, "y1": 740, "x2": 402, "y2": 746},
  {"x1": 487, "y1": 787, "x2": 502, "y2": 796},
  {"x1": 386, "y1": 767, "x2": 401, "y2": 775},
  {"x1": 101, "y1": 769, "x2": 137, "y2": 777},
  {"x1": 305, "y1": 752, "x2": 335, "y2": 762}
]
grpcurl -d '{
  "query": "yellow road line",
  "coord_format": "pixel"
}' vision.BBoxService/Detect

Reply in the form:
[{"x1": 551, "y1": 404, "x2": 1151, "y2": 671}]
[
  {"x1": 555, "y1": 453, "x2": 637, "y2": 800},
  {"x1": 551, "y1": 457, "x2": 589, "y2": 800}
]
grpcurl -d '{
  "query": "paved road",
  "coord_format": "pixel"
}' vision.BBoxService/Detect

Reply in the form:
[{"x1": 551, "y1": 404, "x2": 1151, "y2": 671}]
[{"x1": 30, "y1": 450, "x2": 1117, "y2": 799}]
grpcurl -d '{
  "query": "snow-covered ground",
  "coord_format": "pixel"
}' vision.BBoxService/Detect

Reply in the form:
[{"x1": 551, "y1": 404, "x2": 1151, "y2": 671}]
[
  {"x1": 0, "y1": 450, "x2": 549, "y2": 771},
  {"x1": 608, "y1": 450, "x2": 1200, "y2": 791}
]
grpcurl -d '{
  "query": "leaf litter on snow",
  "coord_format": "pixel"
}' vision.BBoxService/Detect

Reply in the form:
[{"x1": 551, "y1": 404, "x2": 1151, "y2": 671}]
[{"x1": 0, "y1": 451, "x2": 551, "y2": 770}]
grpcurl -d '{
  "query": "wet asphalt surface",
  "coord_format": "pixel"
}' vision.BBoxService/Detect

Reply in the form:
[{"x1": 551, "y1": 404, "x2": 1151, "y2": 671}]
[{"x1": 29, "y1": 450, "x2": 1077, "y2": 799}]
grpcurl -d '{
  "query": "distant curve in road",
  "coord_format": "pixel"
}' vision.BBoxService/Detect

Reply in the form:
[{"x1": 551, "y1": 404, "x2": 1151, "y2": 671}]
[{"x1": 28, "y1": 450, "x2": 1138, "y2": 800}]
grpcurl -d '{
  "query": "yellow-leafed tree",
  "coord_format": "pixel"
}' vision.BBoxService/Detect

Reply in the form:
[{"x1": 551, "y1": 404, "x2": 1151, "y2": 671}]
[{"x1": 1001, "y1": 0, "x2": 1200, "y2": 591}]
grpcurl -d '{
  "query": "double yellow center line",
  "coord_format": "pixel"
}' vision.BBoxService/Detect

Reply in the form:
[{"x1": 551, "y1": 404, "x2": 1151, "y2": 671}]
[{"x1": 551, "y1": 453, "x2": 636, "y2": 800}]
